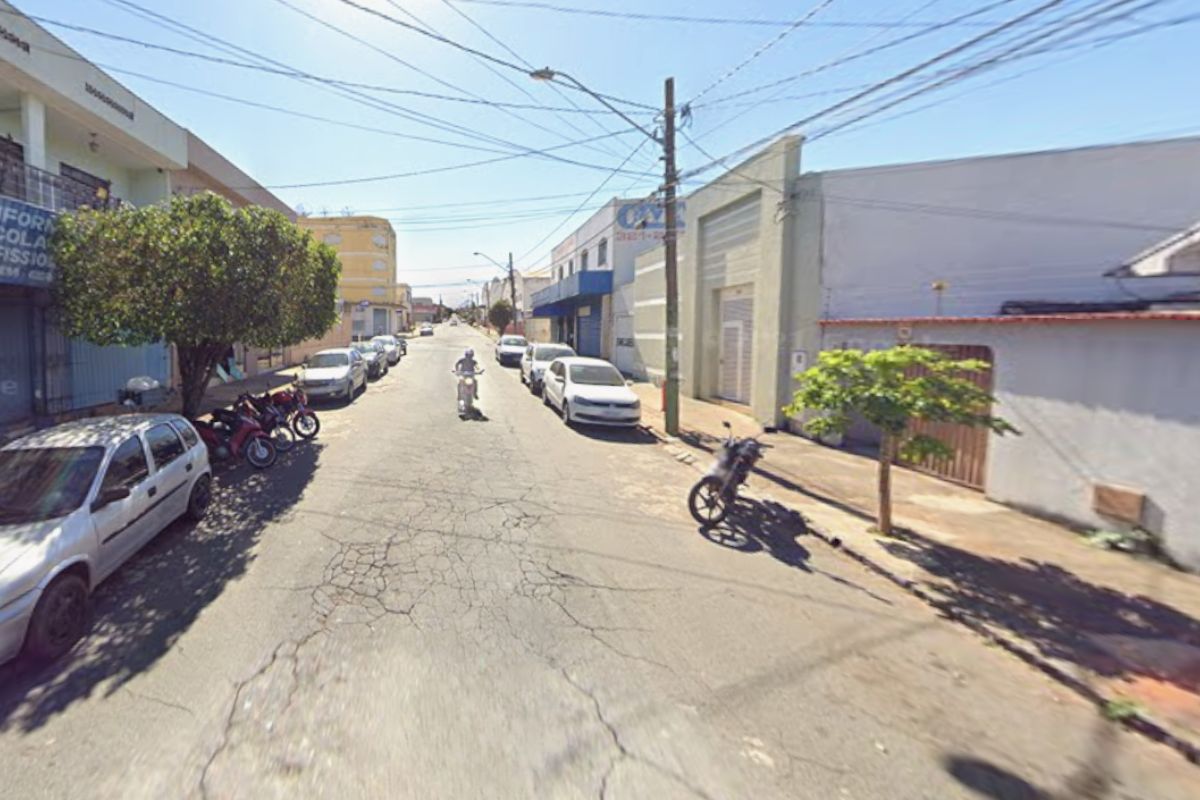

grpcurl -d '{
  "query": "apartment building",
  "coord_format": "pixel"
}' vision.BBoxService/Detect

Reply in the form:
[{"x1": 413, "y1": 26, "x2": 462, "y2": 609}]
[{"x1": 298, "y1": 215, "x2": 405, "y2": 338}]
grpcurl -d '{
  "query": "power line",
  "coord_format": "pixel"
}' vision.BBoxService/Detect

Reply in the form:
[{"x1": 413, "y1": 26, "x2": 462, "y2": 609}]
[
  {"x1": 447, "y1": 0, "x2": 1005, "y2": 29},
  {"x1": 687, "y1": 0, "x2": 841, "y2": 106},
  {"x1": 344, "y1": 190, "x2": 623, "y2": 214},
  {"x1": 678, "y1": 0, "x2": 1075, "y2": 183}
]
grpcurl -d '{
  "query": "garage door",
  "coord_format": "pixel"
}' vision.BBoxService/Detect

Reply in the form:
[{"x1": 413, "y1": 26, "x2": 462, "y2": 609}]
[
  {"x1": 717, "y1": 285, "x2": 754, "y2": 404},
  {"x1": 700, "y1": 193, "x2": 761, "y2": 284},
  {"x1": 577, "y1": 303, "x2": 602, "y2": 357}
]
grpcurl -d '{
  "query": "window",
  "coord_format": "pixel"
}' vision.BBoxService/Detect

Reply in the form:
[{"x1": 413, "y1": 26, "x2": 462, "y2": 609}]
[
  {"x1": 372, "y1": 287, "x2": 386, "y2": 296},
  {"x1": 60, "y1": 163, "x2": 112, "y2": 207},
  {"x1": 580, "y1": 250, "x2": 589, "y2": 271},
  {"x1": 102, "y1": 437, "x2": 149, "y2": 492},
  {"x1": 372, "y1": 260, "x2": 387, "y2": 271},
  {"x1": 372, "y1": 234, "x2": 387, "y2": 248},
  {"x1": 323, "y1": 232, "x2": 342, "y2": 245},
  {"x1": 568, "y1": 258, "x2": 574, "y2": 276},
  {"x1": 598, "y1": 238, "x2": 607, "y2": 266},
  {"x1": 171, "y1": 420, "x2": 200, "y2": 449},
  {"x1": 145, "y1": 424, "x2": 185, "y2": 469}
]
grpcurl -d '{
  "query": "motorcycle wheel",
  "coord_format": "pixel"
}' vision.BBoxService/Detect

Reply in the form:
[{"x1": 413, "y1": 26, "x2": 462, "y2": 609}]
[
  {"x1": 688, "y1": 476, "x2": 730, "y2": 526},
  {"x1": 271, "y1": 424, "x2": 296, "y2": 452},
  {"x1": 292, "y1": 411, "x2": 320, "y2": 439},
  {"x1": 244, "y1": 435, "x2": 278, "y2": 469}
]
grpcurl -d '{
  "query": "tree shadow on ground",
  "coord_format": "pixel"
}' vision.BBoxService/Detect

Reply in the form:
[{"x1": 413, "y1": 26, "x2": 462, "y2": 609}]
[
  {"x1": 0, "y1": 442, "x2": 323, "y2": 733},
  {"x1": 699, "y1": 498, "x2": 893, "y2": 605},
  {"x1": 880, "y1": 532, "x2": 1200, "y2": 693}
]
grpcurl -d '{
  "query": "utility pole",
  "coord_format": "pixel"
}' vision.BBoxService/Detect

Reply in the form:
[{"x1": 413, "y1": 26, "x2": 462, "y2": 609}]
[
  {"x1": 507, "y1": 251, "x2": 519, "y2": 335},
  {"x1": 663, "y1": 77, "x2": 680, "y2": 437}
]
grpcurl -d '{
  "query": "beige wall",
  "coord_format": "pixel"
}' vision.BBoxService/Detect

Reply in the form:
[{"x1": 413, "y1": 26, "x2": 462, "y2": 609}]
[{"x1": 290, "y1": 308, "x2": 353, "y2": 365}]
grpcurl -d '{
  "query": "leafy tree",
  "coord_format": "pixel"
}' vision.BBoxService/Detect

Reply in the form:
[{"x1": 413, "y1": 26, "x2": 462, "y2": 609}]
[
  {"x1": 784, "y1": 346, "x2": 1017, "y2": 535},
  {"x1": 487, "y1": 299, "x2": 514, "y2": 333},
  {"x1": 51, "y1": 192, "x2": 341, "y2": 418}
]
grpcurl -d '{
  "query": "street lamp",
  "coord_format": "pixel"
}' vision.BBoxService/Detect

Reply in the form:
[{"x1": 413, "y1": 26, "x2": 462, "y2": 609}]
[{"x1": 529, "y1": 67, "x2": 681, "y2": 437}]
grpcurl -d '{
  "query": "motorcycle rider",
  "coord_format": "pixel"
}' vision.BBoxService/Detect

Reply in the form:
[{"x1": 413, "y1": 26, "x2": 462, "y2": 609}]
[{"x1": 454, "y1": 348, "x2": 480, "y2": 401}]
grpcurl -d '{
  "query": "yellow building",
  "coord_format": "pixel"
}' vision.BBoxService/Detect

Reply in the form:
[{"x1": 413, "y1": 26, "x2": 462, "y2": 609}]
[{"x1": 299, "y1": 215, "x2": 407, "y2": 337}]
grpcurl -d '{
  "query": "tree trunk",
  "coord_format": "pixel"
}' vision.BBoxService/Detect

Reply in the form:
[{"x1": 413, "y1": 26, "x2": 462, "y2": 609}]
[
  {"x1": 877, "y1": 432, "x2": 894, "y2": 536},
  {"x1": 178, "y1": 342, "x2": 226, "y2": 419}
]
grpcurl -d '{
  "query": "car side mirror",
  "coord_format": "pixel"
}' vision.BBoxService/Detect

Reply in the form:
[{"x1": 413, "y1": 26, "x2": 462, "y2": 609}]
[{"x1": 92, "y1": 484, "x2": 130, "y2": 511}]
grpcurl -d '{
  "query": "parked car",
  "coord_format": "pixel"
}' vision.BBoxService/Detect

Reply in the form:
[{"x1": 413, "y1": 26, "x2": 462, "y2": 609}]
[
  {"x1": 520, "y1": 343, "x2": 576, "y2": 395},
  {"x1": 449, "y1": 318, "x2": 459, "y2": 327},
  {"x1": 371, "y1": 335, "x2": 402, "y2": 365},
  {"x1": 495, "y1": 335, "x2": 528, "y2": 367},
  {"x1": 0, "y1": 414, "x2": 213, "y2": 665},
  {"x1": 420, "y1": 324, "x2": 434, "y2": 336},
  {"x1": 541, "y1": 357, "x2": 641, "y2": 428},
  {"x1": 297, "y1": 348, "x2": 367, "y2": 403},
  {"x1": 395, "y1": 336, "x2": 408, "y2": 356},
  {"x1": 352, "y1": 340, "x2": 388, "y2": 379}
]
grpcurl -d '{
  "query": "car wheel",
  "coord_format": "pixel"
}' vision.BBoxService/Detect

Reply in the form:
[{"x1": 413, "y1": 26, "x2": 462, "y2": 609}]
[
  {"x1": 561, "y1": 400, "x2": 572, "y2": 426},
  {"x1": 186, "y1": 474, "x2": 212, "y2": 521},
  {"x1": 25, "y1": 572, "x2": 89, "y2": 662},
  {"x1": 343, "y1": 380, "x2": 354, "y2": 405}
]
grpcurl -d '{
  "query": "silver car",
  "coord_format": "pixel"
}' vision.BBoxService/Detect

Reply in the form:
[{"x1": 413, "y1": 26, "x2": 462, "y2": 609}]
[
  {"x1": 0, "y1": 414, "x2": 213, "y2": 665},
  {"x1": 370, "y1": 335, "x2": 402, "y2": 365},
  {"x1": 297, "y1": 347, "x2": 368, "y2": 403}
]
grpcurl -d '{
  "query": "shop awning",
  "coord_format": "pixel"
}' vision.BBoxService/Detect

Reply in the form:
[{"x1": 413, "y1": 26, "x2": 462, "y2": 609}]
[{"x1": 531, "y1": 270, "x2": 612, "y2": 317}]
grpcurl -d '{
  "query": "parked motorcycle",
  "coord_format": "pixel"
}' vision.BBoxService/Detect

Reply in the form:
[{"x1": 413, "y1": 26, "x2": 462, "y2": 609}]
[
  {"x1": 687, "y1": 421, "x2": 770, "y2": 525},
  {"x1": 237, "y1": 392, "x2": 296, "y2": 453},
  {"x1": 454, "y1": 367, "x2": 483, "y2": 418},
  {"x1": 193, "y1": 407, "x2": 277, "y2": 469},
  {"x1": 269, "y1": 387, "x2": 320, "y2": 439}
]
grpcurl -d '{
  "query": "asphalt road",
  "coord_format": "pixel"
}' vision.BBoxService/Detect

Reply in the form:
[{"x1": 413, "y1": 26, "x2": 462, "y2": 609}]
[{"x1": 1, "y1": 323, "x2": 1196, "y2": 799}]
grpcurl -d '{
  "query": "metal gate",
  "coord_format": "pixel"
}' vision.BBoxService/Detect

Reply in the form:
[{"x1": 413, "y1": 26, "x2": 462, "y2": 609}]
[
  {"x1": 577, "y1": 303, "x2": 602, "y2": 357},
  {"x1": 717, "y1": 285, "x2": 754, "y2": 404},
  {"x1": 901, "y1": 344, "x2": 995, "y2": 490},
  {"x1": 0, "y1": 300, "x2": 32, "y2": 427}
]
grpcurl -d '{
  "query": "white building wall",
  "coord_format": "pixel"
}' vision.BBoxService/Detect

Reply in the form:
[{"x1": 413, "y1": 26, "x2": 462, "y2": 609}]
[
  {"x1": 817, "y1": 137, "x2": 1200, "y2": 319},
  {"x1": 823, "y1": 319, "x2": 1200, "y2": 570}
]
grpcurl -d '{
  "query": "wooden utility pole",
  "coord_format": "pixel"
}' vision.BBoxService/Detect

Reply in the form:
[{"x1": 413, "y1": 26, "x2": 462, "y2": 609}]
[{"x1": 663, "y1": 77, "x2": 680, "y2": 437}]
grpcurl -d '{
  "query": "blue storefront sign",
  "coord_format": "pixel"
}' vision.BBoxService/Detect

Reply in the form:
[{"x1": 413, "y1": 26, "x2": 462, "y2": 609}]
[
  {"x1": 0, "y1": 196, "x2": 55, "y2": 288},
  {"x1": 614, "y1": 199, "x2": 686, "y2": 243}
]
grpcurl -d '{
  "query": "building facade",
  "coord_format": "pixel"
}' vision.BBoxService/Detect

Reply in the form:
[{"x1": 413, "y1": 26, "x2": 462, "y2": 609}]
[
  {"x1": 412, "y1": 296, "x2": 437, "y2": 324},
  {"x1": 298, "y1": 216, "x2": 404, "y2": 339},
  {"x1": 531, "y1": 197, "x2": 677, "y2": 366}
]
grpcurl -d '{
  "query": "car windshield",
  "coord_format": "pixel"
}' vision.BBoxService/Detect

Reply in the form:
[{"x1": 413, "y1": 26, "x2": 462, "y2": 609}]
[
  {"x1": 535, "y1": 346, "x2": 574, "y2": 362},
  {"x1": 0, "y1": 446, "x2": 106, "y2": 525},
  {"x1": 308, "y1": 353, "x2": 349, "y2": 368},
  {"x1": 500, "y1": 337, "x2": 526, "y2": 346},
  {"x1": 569, "y1": 364, "x2": 625, "y2": 386},
  {"x1": 372, "y1": 337, "x2": 395, "y2": 346},
  {"x1": 352, "y1": 343, "x2": 378, "y2": 354}
]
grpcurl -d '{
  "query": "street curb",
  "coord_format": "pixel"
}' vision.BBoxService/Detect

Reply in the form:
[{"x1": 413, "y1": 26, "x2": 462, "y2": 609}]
[{"x1": 645, "y1": 423, "x2": 1200, "y2": 766}]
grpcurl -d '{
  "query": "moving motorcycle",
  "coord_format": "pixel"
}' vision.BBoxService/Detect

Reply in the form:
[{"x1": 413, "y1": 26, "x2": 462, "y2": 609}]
[
  {"x1": 193, "y1": 407, "x2": 277, "y2": 469},
  {"x1": 237, "y1": 392, "x2": 296, "y2": 453},
  {"x1": 687, "y1": 421, "x2": 770, "y2": 526},
  {"x1": 454, "y1": 367, "x2": 483, "y2": 418}
]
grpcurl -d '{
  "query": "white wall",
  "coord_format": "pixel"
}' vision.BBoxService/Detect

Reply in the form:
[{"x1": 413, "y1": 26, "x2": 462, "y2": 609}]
[
  {"x1": 817, "y1": 137, "x2": 1200, "y2": 319},
  {"x1": 823, "y1": 319, "x2": 1200, "y2": 570}
]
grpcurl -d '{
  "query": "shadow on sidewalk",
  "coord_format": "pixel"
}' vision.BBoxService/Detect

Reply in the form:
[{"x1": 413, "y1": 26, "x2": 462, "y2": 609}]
[
  {"x1": 699, "y1": 498, "x2": 893, "y2": 605},
  {"x1": 881, "y1": 532, "x2": 1200, "y2": 693},
  {"x1": 0, "y1": 442, "x2": 323, "y2": 733}
]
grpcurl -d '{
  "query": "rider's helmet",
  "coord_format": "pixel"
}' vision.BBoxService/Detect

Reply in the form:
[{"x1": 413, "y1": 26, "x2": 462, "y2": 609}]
[{"x1": 464, "y1": 348, "x2": 474, "y2": 358}]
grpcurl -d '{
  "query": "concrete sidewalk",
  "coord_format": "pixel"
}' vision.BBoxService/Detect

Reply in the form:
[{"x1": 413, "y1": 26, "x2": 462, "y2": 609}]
[
  {"x1": 632, "y1": 382, "x2": 1200, "y2": 759},
  {"x1": 161, "y1": 368, "x2": 301, "y2": 418}
]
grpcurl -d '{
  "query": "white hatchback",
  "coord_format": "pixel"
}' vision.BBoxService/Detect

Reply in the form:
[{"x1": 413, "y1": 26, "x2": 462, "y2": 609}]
[
  {"x1": 0, "y1": 414, "x2": 213, "y2": 665},
  {"x1": 541, "y1": 357, "x2": 641, "y2": 428},
  {"x1": 520, "y1": 342, "x2": 575, "y2": 395}
]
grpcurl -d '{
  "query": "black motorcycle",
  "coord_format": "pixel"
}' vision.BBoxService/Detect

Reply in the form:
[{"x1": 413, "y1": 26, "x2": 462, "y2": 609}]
[{"x1": 687, "y1": 421, "x2": 770, "y2": 526}]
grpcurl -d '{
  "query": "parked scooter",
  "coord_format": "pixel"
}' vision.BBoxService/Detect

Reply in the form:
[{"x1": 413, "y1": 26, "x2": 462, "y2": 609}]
[
  {"x1": 687, "y1": 421, "x2": 770, "y2": 525},
  {"x1": 453, "y1": 367, "x2": 484, "y2": 418},
  {"x1": 193, "y1": 407, "x2": 277, "y2": 469},
  {"x1": 237, "y1": 392, "x2": 296, "y2": 452},
  {"x1": 268, "y1": 387, "x2": 320, "y2": 439}
]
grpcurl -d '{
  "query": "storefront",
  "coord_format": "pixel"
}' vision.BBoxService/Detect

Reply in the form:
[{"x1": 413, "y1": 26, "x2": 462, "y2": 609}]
[{"x1": 530, "y1": 270, "x2": 612, "y2": 357}]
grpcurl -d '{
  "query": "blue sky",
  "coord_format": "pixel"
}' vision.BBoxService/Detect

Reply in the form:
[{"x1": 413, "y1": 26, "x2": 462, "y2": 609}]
[{"x1": 17, "y1": 0, "x2": 1200, "y2": 304}]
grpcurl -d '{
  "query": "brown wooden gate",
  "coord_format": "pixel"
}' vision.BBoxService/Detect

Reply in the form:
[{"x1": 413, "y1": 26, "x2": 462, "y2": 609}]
[{"x1": 901, "y1": 344, "x2": 994, "y2": 490}]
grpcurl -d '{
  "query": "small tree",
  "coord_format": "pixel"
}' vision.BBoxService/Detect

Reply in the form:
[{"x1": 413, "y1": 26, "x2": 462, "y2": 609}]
[
  {"x1": 52, "y1": 192, "x2": 340, "y2": 418},
  {"x1": 784, "y1": 346, "x2": 1017, "y2": 536},
  {"x1": 487, "y1": 299, "x2": 514, "y2": 334}
]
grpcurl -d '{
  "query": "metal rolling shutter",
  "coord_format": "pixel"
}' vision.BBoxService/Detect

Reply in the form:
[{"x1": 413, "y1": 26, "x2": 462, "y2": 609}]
[
  {"x1": 717, "y1": 286, "x2": 754, "y2": 404},
  {"x1": 700, "y1": 194, "x2": 761, "y2": 284},
  {"x1": 577, "y1": 303, "x2": 602, "y2": 356}
]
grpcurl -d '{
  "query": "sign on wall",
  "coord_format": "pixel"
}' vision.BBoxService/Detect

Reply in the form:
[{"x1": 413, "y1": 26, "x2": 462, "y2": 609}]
[
  {"x1": 615, "y1": 200, "x2": 687, "y2": 242},
  {"x1": 0, "y1": 197, "x2": 56, "y2": 288}
]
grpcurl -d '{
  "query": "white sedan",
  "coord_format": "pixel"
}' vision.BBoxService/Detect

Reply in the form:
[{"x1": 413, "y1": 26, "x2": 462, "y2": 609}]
[
  {"x1": 0, "y1": 414, "x2": 213, "y2": 665},
  {"x1": 520, "y1": 342, "x2": 575, "y2": 395},
  {"x1": 495, "y1": 335, "x2": 528, "y2": 366},
  {"x1": 541, "y1": 357, "x2": 641, "y2": 428}
]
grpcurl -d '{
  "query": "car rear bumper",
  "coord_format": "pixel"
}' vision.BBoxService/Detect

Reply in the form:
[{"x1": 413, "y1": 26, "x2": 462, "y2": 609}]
[{"x1": 0, "y1": 588, "x2": 40, "y2": 665}]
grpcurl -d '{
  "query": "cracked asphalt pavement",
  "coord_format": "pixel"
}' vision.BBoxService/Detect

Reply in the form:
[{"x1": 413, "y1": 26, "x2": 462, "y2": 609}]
[{"x1": 1, "y1": 324, "x2": 1197, "y2": 799}]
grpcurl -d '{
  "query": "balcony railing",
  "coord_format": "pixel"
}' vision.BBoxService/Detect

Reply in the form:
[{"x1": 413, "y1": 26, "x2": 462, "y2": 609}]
[{"x1": 0, "y1": 158, "x2": 121, "y2": 213}]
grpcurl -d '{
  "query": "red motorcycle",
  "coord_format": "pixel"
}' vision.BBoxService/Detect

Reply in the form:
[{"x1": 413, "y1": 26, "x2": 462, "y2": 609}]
[
  {"x1": 269, "y1": 387, "x2": 320, "y2": 440},
  {"x1": 193, "y1": 407, "x2": 277, "y2": 469},
  {"x1": 238, "y1": 393, "x2": 297, "y2": 453}
]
